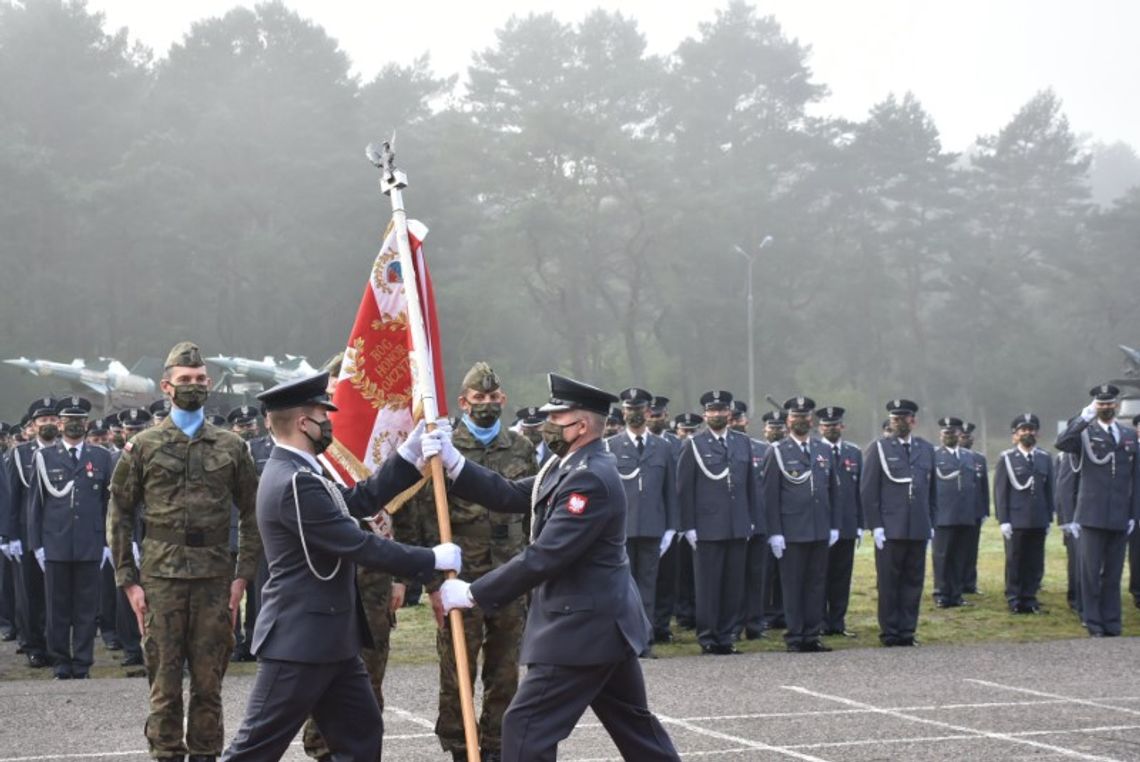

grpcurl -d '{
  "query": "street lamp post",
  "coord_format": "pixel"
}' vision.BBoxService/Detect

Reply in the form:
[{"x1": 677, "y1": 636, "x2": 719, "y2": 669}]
[{"x1": 733, "y1": 236, "x2": 774, "y2": 417}]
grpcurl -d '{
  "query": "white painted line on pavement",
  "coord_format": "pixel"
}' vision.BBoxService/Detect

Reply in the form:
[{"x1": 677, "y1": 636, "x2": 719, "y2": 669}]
[
  {"x1": 966, "y1": 679, "x2": 1140, "y2": 718},
  {"x1": 785, "y1": 724, "x2": 1140, "y2": 750},
  {"x1": 782, "y1": 685, "x2": 1124, "y2": 762},
  {"x1": 657, "y1": 713, "x2": 833, "y2": 762},
  {"x1": 386, "y1": 704, "x2": 436, "y2": 729}
]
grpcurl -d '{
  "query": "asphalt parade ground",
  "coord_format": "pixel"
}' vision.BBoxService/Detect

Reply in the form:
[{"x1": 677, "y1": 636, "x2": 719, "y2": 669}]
[{"x1": 2, "y1": 636, "x2": 1140, "y2": 761}]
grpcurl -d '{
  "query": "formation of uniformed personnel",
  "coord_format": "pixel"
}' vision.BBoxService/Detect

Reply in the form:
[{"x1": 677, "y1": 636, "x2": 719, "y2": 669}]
[
  {"x1": 1054, "y1": 384, "x2": 1140, "y2": 637},
  {"x1": 222, "y1": 371, "x2": 462, "y2": 761},
  {"x1": 435, "y1": 371, "x2": 680, "y2": 762},
  {"x1": 994, "y1": 414, "x2": 1054, "y2": 614},
  {"x1": 931, "y1": 416, "x2": 985, "y2": 608},
  {"x1": 758, "y1": 409, "x2": 787, "y2": 631},
  {"x1": 817, "y1": 406, "x2": 863, "y2": 637},
  {"x1": 655, "y1": 411, "x2": 701, "y2": 642},
  {"x1": 862, "y1": 399, "x2": 937, "y2": 647},
  {"x1": 28, "y1": 396, "x2": 112, "y2": 679},
  {"x1": 3, "y1": 396, "x2": 59, "y2": 668},
  {"x1": 108, "y1": 342, "x2": 262, "y2": 761},
  {"x1": 677, "y1": 390, "x2": 761, "y2": 655},
  {"x1": 393, "y1": 362, "x2": 535, "y2": 762},
  {"x1": 607, "y1": 386, "x2": 678, "y2": 658},
  {"x1": 763, "y1": 397, "x2": 837, "y2": 652}
]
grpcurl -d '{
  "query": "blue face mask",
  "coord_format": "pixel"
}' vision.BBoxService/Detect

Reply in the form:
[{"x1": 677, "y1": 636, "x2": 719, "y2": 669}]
[
  {"x1": 170, "y1": 407, "x2": 205, "y2": 438},
  {"x1": 462, "y1": 414, "x2": 501, "y2": 446}
]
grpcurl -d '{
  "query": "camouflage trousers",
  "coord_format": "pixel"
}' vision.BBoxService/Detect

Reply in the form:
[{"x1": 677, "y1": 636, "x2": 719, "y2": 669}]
[
  {"x1": 140, "y1": 575, "x2": 235, "y2": 758},
  {"x1": 303, "y1": 568, "x2": 392, "y2": 761},
  {"x1": 436, "y1": 597, "x2": 526, "y2": 754}
]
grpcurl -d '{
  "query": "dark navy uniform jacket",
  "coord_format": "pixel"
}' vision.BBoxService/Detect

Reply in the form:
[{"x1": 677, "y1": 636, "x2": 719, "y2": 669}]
[
  {"x1": 453, "y1": 438, "x2": 650, "y2": 666},
  {"x1": 1055, "y1": 417, "x2": 1140, "y2": 531},
  {"x1": 762, "y1": 436, "x2": 837, "y2": 543},
  {"x1": 748, "y1": 437, "x2": 770, "y2": 537},
  {"x1": 29, "y1": 442, "x2": 112, "y2": 562},
  {"x1": 994, "y1": 447, "x2": 1054, "y2": 529},
  {"x1": 933, "y1": 447, "x2": 984, "y2": 527},
  {"x1": 3, "y1": 441, "x2": 40, "y2": 542},
  {"x1": 964, "y1": 449, "x2": 990, "y2": 520},
  {"x1": 827, "y1": 440, "x2": 864, "y2": 538},
  {"x1": 252, "y1": 447, "x2": 435, "y2": 664},
  {"x1": 1054, "y1": 453, "x2": 1079, "y2": 525},
  {"x1": 861, "y1": 436, "x2": 938, "y2": 541},
  {"x1": 677, "y1": 429, "x2": 760, "y2": 541},
  {"x1": 606, "y1": 431, "x2": 679, "y2": 539}
]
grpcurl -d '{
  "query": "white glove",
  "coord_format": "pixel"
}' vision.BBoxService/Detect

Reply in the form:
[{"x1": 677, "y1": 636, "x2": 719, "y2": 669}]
[
  {"x1": 1045, "y1": 523, "x2": 1051, "y2": 536},
  {"x1": 873, "y1": 527, "x2": 886, "y2": 550},
  {"x1": 131, "y1": 541, "x2": 141, "y2": 567},
  {"x1": 101, "y1": 546, "x2": 112, "y2": 570},
  {"x1": 1071, "y1": 523, "x2": 1081, "y2": 540},
  {"x1": 34, "y1": 547, "x2": 45, "y2": 570},
  {"x1": 422, "y1": 429, "x2": 466, "y2": 479},
  {"x1": 396, "y1": 419, "x2": 428, "y2": 468},
  {"x1": 930, "y1": 528, "x2": 935, "y2": 540},
  {"x1": 9, "y1": 539, "x2": 23, "y2": 558},
  {"x1": 1081, "y1": 402, "x2": 1097, "y2": 421},
  {"x1": 431, "y1": 542, "x2": 462, "y2": 573},
  {"x1": 855, "y1": 528, "x2": 864, "y2": 549},
  {"x1": 828, "y1": 529, "x2": 839, "y2": 547},
  {"x1": 659, "y1": 530, "x2": 675, "y2": 557},
  {"x1": 1000, "y1": 522, "x2": 1013, "y2": 540},
  {"x1": 768, "y1": 534, "x2": 786, "y2": 559},
  {"x1": 432, "y1": 417, "x2": 453, "y2": 436},
  {"x1": 684, "y1": 529, "x2": 697, "y2": 548},
  {"x1": 0, "y1": 543, "x2": 10, "y2": 561},
  {"x1": 440, "y1": 578, "x2": 474, "y2": 612},
  {"x1": 1129, "y1": 520, "x2": 1136, "y2": 536}
]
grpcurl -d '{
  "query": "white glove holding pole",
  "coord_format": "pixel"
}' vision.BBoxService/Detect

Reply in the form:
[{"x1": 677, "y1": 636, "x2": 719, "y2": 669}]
[
  {"x1": 0, "y1": 543, "x2": 10, "y2": 561},
  {"x1": 828, "y1": 529, "x2": 839, "y2": 547},
  {"x1": 431, "y1": 542, "x2": 462, "y2": 573},
  {"x1": 659, "y1": 530, "x2": 675, "y2": 558},
  {"x1": 397, "y1": 419, "x2": 428, "y2": 468},
  {"x1": 422, "y1": 429, "x2": 466, "y2": 479},
  {"x1": 873, "y1": 527, "x2": 886, "y2": 550},
  {"x1": 1000, "y1": 523, "x2": 1013, "y2": 540},
  {"x1": 101, "y1": 546, "x2": 112, "y2": 570},
  {"x1": 34, "y1": 547, "x2": 45, "y2": 571},
  {"x1": 684, "y1": 529, "x2": 697, "y2": 549},
  {"x1": 9, "y1": 539, "x2": 23, "y2": 559},
  {"x1": 768, "y1": 534, "x2": 786, "y2": 559},
  {"x1": 440, "y1": 578, "x2": 474, "y2": 613}
]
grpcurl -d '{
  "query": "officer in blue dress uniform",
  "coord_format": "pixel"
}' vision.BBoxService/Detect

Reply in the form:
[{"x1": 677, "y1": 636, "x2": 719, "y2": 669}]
[
  {"x1": 3, "y1": 396, "x2": 59, "y2": 667},
  {"x1": 662, "y1": 411, "x2": 702, "y2": 636},
  {"x1": 959, "y1": 422, "x2": 989, "y2": 595},
  {"x1": 817, "y1": 406, "x2": 863, "y2": 637},
  {"x1": 862, "y1": 399, "x2": 937, "y2": 646},
  {"x1": 758, "y1": 410, "x2": 787, "y2": 630},
  {"x1": 677, "y1": 391, "x2": 761, "y2": 654},
  {"x1": 112, "y1": 407, "x2": 152, "y2": 670},
  {"x1": 1131, "y1": 413, "x2": 1140, "y2": 609},
  {"x1": 606, "y1": 387, "x2": 679, "y2": 656},
  {"x1": 28, "y1": 396, "x2": 112, "y2": 679},
  {"x1": 438, "y1": 372, "x2": 680, "y2": 762},
  {"x1": 1054, "y1": 384, "x2": 1140, "y2": 637},
  {"x1": 1055, "y1": 448, "x2": 1081, "y2": 614},
  {"x1": 228, "y1": 405, "x2": 265, "y2": 663},
  {"x1": 763, "y1": 397, "x2": 837, "y2": 652},
  {"x1": 994, "y1": 414, "x2": 1054, "y2": 613},
  {"x1": 931, "y1": 416, "x2": 984, "y2": 608},
  {"x1": 735, "y1": 401, "x2": 771, "y2": 641}
]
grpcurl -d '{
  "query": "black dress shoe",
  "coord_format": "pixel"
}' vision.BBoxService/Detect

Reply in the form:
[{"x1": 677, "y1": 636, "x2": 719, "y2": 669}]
[
  {"x1": 935, "y1": 600, "x2": 951, "y2": 609},
  {"x1": 188, "y1": 755, "x2": 216, "y2": 762},
  {"x1": 27, "y1": 653, "x2": 49, "y2": 668},
  {"x1": 881, "y1": 638, "x2": 900, "y2": 647},
  {"x1": 803, "y1": 640, "x2": 833, "y2": 652},
  {"x1": 786, "y1": 643, "x2": 803, "y2": 653},
  {"x1": 716, "y1": 644, "x2": 741, "y2": 655},
  {"x1": 638, "y1": 647, "x2": 657, "y2": 659},
  {"x1": 653, "y1": 630, "x2": 674, "y2": 644},
  {"x1": 744, "y1": 629, "x2": 766, "y2": 640},
  {"x1": 122, "y1": 653, "x2": 144, "y2": 667},
  {"x1": 700, "y1": 644, "x2": 717, "y2": 654},
  {"x1": 1090, "y1": 631, "x2": 1105, "y2": 638},
  {"x1": 1, "y1": 630, "x2": 16, "y2": 641},
  {"x1": 72, "y1": 673, "x2": 89, "y2": 679},
  {"x1": 53, "y1": 673, "x2": 72, "y2": 680},
  {"x1": 897, "y1": 637, "x2": 916, "y2": 647}
]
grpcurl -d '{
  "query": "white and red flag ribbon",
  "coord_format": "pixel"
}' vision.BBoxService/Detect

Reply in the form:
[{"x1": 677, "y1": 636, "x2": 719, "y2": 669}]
[{"x1": 319, "y1": 218, "x2": 448, "y2": 492}]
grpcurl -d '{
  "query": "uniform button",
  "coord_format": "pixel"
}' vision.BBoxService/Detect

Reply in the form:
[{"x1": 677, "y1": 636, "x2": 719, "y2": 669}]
[{"x1": 563, "y1": 605, "x2": 570, "y2": 612}]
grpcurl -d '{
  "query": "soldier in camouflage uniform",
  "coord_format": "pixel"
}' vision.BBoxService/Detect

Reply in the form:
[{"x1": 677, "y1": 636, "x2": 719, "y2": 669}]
[
  {"x1": 395, "y1": 362, "x2": 536, "y2": 762},
  {"x1": 302, "y1": 357, "x2": 397, "y2": 762},
  {"x1": 108, "y1": 342, "x2": 260, "y2": 762}
]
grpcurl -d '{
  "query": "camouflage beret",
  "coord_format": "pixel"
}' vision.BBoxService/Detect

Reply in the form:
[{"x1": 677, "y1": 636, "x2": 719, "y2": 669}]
[
  {"x1": 462, "y1": 362, "x2": 500, "y2": 393},
  {"x1": 165, "y1": 341, "x2": 204, "y2": 369}
]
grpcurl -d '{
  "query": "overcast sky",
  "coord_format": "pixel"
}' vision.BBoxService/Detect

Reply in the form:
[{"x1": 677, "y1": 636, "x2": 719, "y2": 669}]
[{"x1": 86, "y1": 0, "x2": 1140, "y2": 151}]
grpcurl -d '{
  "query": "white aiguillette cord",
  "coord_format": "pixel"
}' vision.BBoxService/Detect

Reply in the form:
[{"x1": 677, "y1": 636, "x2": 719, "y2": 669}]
[
  {"x1": 292, "y1": 470, "x2": 345, "y2": 582},
  {"x1": 771, "y1": 442, "x2": 813, "y2": 493},
  {"x1": 1079, "y1": 427, "x2": 1116, "y2": 477},
  {"x1": 603, "y1": 438, "x2": 642, "y2": 485},
  {"x1": 935, "y1": 449, "x2": 962, "y2": 488},
  {"x1": 529, "y1": 455, "x2": 560, "y2": 543},
  {"x1": 690, "y1": 437, "x2": 729, "y2": 481},
  {"x1": 34, "y1": 448, "x2": 75, "y2": 500},
  {"x1": 876, "y1": 440, "x2": 914, "y2": 499},
  {"x1": 1001, "y1": 449, "x2": 1034, "y2": 492}
]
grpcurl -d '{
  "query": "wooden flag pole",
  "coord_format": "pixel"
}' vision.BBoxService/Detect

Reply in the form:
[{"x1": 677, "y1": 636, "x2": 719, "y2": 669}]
[{"x1": 368, "y1": 139, "x2": 480, "y2": 762}]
